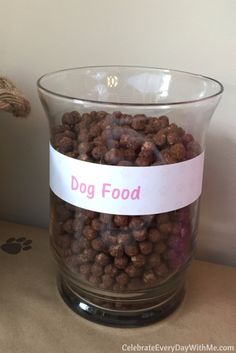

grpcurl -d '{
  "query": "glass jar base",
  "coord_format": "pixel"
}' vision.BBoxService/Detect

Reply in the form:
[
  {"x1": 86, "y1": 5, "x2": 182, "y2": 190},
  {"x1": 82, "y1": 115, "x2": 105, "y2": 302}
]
[{"x1": 58, "y1": 276, "x2": 185, "y2": 328}]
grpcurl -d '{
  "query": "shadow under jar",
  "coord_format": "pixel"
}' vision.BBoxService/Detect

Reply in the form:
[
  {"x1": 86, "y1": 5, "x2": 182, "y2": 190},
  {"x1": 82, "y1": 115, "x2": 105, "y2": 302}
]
[{"x1": 37, "y1": 66, "x2": 223, "y2": 327}]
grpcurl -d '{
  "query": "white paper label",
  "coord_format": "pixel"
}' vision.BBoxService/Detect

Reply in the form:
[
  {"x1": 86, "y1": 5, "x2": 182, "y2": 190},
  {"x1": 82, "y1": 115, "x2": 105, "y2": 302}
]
[{"x1": 50, "y1": 144, "x2": 204, "y2": 215}]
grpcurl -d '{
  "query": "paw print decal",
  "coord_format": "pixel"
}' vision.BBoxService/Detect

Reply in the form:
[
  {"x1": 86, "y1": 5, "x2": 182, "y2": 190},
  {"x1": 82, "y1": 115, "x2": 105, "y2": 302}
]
[{"x1": 1, "y1": 237, "x2": 32, "y2": 255}]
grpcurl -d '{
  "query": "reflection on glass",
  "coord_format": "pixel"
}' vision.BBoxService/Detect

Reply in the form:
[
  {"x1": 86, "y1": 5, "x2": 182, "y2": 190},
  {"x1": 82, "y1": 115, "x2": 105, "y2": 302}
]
[
  {"x1": 159, "y1": 74, "x2": 171, "y2": 98},
  {"x1": 107, "y1": 75, "x2": 118, "y2": 88}
]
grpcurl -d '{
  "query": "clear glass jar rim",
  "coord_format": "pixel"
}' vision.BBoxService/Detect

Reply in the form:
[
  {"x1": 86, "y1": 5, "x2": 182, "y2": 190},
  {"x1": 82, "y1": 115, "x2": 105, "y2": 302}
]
[{"x1": 37, "y1": 65, "x2": 224, "y2": 106}]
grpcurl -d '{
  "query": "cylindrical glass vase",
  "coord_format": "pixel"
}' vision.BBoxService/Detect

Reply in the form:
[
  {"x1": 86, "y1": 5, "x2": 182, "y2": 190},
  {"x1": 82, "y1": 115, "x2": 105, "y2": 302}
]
[{"x1": 38, "y1": 66, "x2": 223, "y2": 327}]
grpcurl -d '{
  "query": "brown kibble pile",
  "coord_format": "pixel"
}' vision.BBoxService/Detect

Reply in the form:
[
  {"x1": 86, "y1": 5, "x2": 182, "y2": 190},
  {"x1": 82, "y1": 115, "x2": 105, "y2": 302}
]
[
  {"x1": 52, "y1": 110, "x2": 201, "y2": 165},
  {"x1": 51, "y1": 110, "x2": 200, "y2": 291}
]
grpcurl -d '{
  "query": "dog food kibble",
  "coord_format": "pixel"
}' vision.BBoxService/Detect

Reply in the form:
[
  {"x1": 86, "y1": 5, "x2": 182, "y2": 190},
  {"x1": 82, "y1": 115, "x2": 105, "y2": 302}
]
[
  {"x1": 114, "y1": 255, "x2": 129, "y2": 269},
  {"x1": 109, "y1": 244, "x2": 124, "y2": 257},
  {"x1": 124, "y1": 243, "x2": 139, "y2": 257},
  {"x1": 104, "y1": 264, "x2": 119, "y2": 278},
  {"x1": 51, "y1": 110, "x2": 200, "y2": 291}
]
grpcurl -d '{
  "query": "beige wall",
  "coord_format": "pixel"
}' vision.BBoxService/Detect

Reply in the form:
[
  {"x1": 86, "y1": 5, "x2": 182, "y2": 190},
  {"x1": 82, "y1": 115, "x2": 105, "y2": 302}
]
[{"x1": 0, "y1": 0, "x2": 236, "y2": 266}]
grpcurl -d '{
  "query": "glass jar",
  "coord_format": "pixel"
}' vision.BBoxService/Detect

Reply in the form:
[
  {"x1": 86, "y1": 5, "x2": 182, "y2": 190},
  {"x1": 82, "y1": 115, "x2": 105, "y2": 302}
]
[{"x1": 37, "y1": 66, "x2": 223, "y2": 327}]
